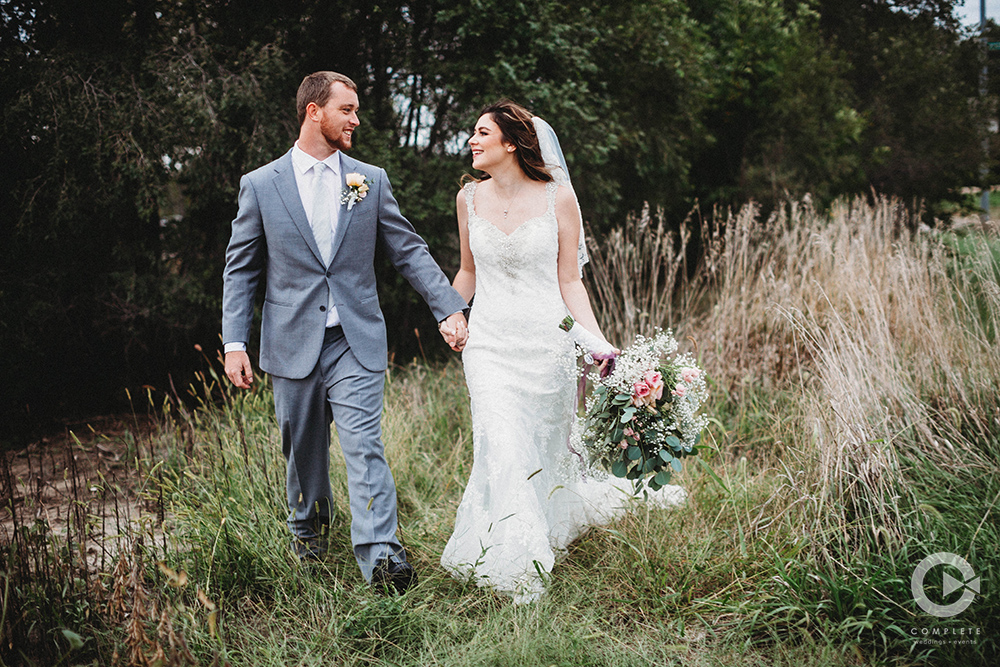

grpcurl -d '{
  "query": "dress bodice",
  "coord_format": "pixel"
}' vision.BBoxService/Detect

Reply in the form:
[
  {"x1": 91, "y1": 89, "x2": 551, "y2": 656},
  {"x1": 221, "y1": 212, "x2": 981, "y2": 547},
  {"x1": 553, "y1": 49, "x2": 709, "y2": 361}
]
[{"x1": 463, "y1": 180, "x2": 567, "y2": 333}]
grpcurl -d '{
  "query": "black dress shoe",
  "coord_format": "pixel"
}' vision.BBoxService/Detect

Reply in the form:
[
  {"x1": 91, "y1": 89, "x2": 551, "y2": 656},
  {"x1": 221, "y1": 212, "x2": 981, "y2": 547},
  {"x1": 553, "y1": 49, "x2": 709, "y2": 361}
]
[
  {"x1": 292, "y1": 536, "x2": 325, "y2": 562},
  {"x1": 371, "y1": 558, "x2": 417, "y2": 594},
  {"x1": 290, "y1": 518, "x2": 331, "y2": 562}
]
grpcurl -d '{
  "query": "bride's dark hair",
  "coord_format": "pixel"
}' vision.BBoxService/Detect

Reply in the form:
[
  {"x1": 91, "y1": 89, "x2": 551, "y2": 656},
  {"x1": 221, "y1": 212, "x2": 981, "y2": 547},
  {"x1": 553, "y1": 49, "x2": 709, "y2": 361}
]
[{"x1": 478, "y1": 100, "x2": 552, "y2": 183}]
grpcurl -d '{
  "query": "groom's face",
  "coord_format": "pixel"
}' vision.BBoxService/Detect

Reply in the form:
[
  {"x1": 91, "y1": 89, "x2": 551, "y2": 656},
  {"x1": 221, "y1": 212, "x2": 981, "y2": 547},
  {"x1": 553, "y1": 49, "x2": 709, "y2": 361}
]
[{"x1": 319, "y1": 82, "x2": 360, "y2": 152}]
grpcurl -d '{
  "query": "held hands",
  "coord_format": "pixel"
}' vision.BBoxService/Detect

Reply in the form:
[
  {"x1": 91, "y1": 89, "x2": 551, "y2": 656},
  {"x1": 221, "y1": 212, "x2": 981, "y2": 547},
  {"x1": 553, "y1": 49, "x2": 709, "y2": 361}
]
[
  {"x1": 225, "y1": 350, "x2": 254, "y2": 389},
  {"x1": 438, "y1": 312, "x2": 469, "y2": 352}
]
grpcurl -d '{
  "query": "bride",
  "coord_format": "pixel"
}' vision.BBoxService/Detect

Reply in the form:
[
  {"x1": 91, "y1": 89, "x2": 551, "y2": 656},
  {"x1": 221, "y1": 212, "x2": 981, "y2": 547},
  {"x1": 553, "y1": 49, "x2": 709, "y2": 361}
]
[{"x1": 439, "y1": 100, "x2": 685, "y2": 603}]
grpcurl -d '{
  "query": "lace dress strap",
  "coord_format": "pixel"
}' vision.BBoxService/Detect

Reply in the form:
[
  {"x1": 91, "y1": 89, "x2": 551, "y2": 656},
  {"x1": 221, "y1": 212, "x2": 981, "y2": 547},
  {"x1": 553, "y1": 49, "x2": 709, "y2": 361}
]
[
  {"x1": 545, "y1": 180, "x2": 559, "y2": 216},
  {"x1": 463, "y1": 181, "x2": 478, "y2": 219}
]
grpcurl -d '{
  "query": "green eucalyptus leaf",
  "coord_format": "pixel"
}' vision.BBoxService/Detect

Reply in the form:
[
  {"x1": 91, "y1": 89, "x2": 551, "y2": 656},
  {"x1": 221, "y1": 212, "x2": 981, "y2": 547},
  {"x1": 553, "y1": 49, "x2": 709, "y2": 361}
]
[
  {"x1": 611, "y1": 459, "x2": 629, "y2": 478},
  {"x1": 626, "y1": 446, "x2": 642, "y2": 461},
  {"x1": 671, "y1": 458, "x2": 683, "y2": 472},
  {"x1": 654, "y1": 469, "x2": 672, "y2": 486}
]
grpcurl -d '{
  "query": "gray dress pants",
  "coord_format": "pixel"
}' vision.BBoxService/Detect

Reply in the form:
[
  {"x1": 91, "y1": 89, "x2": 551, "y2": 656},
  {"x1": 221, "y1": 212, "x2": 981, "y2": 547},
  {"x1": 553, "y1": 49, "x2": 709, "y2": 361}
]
[{"x1": 272, "y1": 326, "x2": 404, "y2": 581}]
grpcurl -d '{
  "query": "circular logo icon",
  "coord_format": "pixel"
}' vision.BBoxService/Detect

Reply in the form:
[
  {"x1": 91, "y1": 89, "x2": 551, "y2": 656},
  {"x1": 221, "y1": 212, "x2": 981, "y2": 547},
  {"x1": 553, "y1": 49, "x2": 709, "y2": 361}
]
[{"x1": 911, "y1": 552, "x2": 980, "y2": 618}]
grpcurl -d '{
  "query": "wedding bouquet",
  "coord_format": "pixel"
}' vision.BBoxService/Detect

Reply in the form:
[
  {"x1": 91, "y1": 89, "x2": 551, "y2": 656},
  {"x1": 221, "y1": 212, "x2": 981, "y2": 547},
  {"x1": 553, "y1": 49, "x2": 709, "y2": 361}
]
[{"x1": 562, "y1": 317, "x2": 709, "y2": 492}]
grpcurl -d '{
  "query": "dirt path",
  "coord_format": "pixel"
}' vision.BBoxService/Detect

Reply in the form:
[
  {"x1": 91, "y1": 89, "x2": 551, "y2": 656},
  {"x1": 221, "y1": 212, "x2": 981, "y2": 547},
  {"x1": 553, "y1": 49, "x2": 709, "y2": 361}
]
[{"x1": 1, "y1": 415, "x2": 157, "y2": 570}]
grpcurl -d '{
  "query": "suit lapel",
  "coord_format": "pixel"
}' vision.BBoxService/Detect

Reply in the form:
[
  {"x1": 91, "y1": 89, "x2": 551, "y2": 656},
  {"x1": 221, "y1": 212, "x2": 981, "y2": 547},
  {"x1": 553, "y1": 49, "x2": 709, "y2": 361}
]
[
  {"x1": 272, "y1": 150, "x2": 326, "y2": 266},
  {"x1": 330, "y1": 152, "x2": 360, "y2": 263}
]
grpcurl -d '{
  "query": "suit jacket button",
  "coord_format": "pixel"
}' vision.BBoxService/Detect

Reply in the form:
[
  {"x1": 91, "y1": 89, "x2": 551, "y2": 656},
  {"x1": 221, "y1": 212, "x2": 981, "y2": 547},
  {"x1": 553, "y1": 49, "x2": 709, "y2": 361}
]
[{"x1": 319, "y1": 306, "x2": 326, "y2": 312}]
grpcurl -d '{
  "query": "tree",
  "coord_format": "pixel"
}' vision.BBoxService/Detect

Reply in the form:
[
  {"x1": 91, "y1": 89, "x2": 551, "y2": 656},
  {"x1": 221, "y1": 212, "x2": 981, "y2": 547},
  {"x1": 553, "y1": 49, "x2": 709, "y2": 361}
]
[
  {"x1": 0, "y1": 2, "x2": 295, "y2": 438},
  {"x1": 1, "y1": 0, "x2": 992, "y2": 439},
  {"x1": 817, "y1": 0, "x2": 982, "y2": 211}
]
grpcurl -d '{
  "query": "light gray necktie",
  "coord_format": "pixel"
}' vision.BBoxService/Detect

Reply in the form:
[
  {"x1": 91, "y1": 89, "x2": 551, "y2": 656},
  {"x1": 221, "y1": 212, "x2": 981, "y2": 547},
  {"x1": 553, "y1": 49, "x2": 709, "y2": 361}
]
[{"x1": 311, "y1": 162, "x2": 334, "y2": 266}]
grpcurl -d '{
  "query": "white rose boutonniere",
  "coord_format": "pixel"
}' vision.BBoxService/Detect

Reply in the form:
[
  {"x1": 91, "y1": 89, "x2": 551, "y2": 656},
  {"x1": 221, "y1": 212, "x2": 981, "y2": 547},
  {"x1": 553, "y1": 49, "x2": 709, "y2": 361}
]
[{"x1": 341, "y1": 173, "x2": 371, "y2": 210}]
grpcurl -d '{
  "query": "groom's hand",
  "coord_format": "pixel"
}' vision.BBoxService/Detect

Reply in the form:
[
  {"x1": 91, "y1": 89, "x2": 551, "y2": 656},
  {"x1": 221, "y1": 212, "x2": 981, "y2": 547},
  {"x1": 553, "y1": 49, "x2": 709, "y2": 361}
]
[
  {"x1": 225, "y1": 350, "x2": 254, "y2": 389},
  {"x1": 439, "y1": 312, "x2": 468, "y2": 352}
]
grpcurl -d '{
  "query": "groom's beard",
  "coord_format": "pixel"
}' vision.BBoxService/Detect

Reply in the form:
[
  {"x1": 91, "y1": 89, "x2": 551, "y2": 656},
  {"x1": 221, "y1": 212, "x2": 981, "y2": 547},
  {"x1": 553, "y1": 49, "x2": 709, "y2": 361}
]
[{"x1": 321, "y1": 119, "x2": 354, "y2": 152}]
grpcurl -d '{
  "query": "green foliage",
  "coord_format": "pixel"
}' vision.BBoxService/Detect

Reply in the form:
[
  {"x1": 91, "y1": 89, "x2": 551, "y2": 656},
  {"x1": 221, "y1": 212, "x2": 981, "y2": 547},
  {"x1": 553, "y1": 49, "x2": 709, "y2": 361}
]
[
  {"x1": 584, "y1": 380, "x2": 700, "y2": 493},
  {"x1": 0, "y1": 10, "x2": 297, "y2": 440},
  {"x1": 817, "y1": 0, "x2": 982, "y2": 210},
  {"x1": 1, "y1": 485, "x2": 105, "y2": 664},
  {"x1": 1, "y1": 0, "x2": 992, "y2": 439},
  {"x1": 687, "y1": 1, "x2": 864, "y2": 209}
]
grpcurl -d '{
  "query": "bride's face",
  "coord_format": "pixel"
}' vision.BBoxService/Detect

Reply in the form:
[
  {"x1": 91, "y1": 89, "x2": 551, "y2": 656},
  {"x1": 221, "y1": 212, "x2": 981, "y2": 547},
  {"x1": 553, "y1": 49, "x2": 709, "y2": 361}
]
[{"x1": 469, "y1": 114, "x2": 513, "y2": 172}]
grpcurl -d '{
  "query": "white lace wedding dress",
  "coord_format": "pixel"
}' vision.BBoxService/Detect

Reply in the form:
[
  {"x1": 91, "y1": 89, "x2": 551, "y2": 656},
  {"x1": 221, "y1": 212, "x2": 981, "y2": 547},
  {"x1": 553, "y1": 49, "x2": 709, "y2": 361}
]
[{"x1": 440, "y1": 181, "x2": 686, "y2": 602}]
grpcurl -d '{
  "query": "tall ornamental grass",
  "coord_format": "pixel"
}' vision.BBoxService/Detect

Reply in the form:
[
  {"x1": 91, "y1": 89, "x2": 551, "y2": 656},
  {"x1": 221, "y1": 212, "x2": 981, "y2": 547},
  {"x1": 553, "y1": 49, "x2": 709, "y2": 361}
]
[{"x1": 587, "y1": 195, "x2": 998, "y2": 663}]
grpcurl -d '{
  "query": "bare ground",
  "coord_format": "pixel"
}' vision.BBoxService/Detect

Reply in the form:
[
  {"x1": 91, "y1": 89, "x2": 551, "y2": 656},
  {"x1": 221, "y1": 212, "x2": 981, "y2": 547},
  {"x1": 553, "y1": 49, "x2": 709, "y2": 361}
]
[{"x1": 1, "y1": 415, "x2": 158, "y2": 570}]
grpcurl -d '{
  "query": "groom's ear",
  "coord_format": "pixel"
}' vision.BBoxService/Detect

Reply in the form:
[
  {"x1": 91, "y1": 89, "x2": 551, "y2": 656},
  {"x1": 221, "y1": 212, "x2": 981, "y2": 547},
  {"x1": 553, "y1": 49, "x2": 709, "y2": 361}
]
[{"x1": 305, "y1": 101, "x2": 322, "y2": 123}]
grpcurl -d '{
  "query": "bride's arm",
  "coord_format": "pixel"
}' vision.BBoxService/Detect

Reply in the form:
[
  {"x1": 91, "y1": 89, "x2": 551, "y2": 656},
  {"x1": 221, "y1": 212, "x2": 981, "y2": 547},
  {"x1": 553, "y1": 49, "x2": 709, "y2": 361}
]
[
  {"x1": 452, "y1": 188, "x2": 477, "y2": 304},
  {"x1": 555, "y1": 186, "x2": 612, "y2": 347}
]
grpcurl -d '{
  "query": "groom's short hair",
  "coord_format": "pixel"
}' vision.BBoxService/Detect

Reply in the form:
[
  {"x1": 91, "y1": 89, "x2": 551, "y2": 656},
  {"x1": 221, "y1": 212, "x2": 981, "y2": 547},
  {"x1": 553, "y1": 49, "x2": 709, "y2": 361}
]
[{"x1": 297, "y1": 72, "x2": 358, "y2": 126}]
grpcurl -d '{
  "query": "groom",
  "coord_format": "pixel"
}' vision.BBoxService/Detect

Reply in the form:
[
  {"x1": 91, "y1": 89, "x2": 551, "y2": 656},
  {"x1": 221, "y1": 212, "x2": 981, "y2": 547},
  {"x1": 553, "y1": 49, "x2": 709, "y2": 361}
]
[{"x1": 222, "y1": 71, "x2": 468, "y2": 593}]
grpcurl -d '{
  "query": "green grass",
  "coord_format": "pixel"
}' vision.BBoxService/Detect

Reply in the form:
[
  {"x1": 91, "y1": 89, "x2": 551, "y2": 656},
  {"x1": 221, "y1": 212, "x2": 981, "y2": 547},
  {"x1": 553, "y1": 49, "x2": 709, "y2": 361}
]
[
  {"x1": 43, "y1": 359, "x2": 990, "y2": 666},
  {"x1": 4, "y1": 196, "x2": 999, "y2": 666}
]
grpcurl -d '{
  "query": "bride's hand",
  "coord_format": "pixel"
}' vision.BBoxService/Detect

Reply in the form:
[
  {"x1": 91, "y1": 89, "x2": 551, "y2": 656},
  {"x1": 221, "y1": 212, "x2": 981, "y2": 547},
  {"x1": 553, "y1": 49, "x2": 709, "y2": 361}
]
[
  {"x1": 439, "y1": 312, "x2": 468, "y2": 352},
  {"x1": 594, "y1": 348, "x2": 618, "y2": 376}
]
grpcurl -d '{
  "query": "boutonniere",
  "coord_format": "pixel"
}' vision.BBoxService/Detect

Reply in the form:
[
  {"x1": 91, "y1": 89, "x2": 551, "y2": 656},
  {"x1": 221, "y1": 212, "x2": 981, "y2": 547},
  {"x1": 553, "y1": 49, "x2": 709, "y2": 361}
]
[{"x1": 341, "y1": 173, "x2": 371, "y2": 210}]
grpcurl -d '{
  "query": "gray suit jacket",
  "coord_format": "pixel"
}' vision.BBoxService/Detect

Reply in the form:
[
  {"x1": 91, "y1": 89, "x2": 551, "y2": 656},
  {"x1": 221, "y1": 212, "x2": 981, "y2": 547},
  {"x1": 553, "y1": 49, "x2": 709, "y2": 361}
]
[{"x1": 222, "y1": 149, "x2": 467, "y2": 377}]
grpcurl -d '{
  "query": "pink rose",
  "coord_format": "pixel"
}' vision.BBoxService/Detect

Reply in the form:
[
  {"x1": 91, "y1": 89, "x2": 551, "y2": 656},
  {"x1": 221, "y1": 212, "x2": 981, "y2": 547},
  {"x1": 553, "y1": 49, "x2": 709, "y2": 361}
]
[
  {"x1": 644, "y1": 370, "x2": 664, "y2": 400},
  {"x1": 632, "y1": 381, "x2": 651, "y2": 406},
  {"x1": 672, "y1": 383, "x2": 687, "y2": 398},
  {"x1": 681, "y1": 367, "x2": 700, "y2": 383}
]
